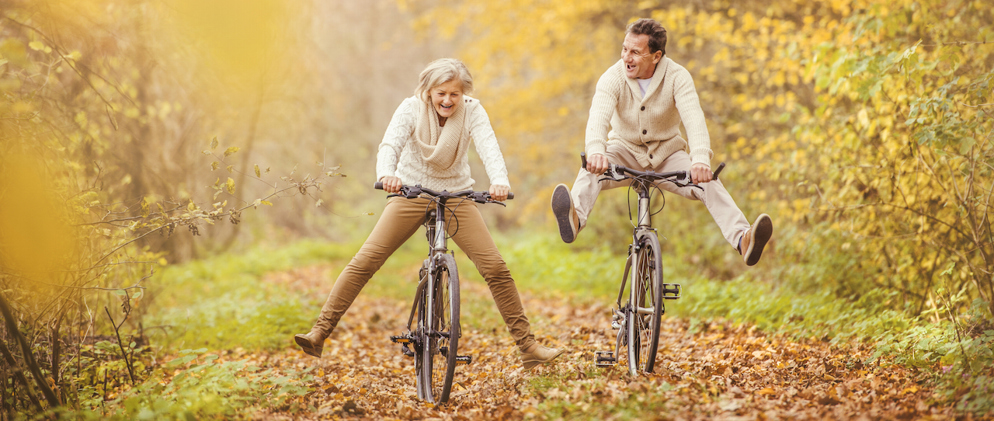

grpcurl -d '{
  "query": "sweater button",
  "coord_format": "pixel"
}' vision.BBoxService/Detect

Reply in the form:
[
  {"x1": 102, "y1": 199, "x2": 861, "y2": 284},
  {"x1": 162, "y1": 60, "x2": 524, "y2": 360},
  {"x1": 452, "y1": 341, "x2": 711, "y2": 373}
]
[
  {"x1": 649, "y1": 154, "x2": 654, "y2": 159},
  {"x1": 640, "y1": 106, "x2": 645, "y2": 111},
  {"x1": 642, "y1": 129, "x2": 647, "y2": 135}
]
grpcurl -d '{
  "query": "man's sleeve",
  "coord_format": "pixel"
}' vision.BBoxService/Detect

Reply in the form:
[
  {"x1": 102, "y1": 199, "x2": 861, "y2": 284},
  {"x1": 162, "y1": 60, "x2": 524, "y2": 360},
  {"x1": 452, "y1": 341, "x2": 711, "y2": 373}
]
[
  {"x1": 584, "y1": 67, "x2": 622, "y2": 157},
  {"x1": 672, "y1": 69, "x2": 713, "y2": 167}
]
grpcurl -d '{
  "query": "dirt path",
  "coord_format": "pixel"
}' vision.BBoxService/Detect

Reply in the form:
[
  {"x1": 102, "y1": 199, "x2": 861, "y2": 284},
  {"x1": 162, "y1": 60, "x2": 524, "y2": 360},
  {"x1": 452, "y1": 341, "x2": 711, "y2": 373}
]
[{"x1": 257, "y1": 266, "x2": 950, "y2": 420}]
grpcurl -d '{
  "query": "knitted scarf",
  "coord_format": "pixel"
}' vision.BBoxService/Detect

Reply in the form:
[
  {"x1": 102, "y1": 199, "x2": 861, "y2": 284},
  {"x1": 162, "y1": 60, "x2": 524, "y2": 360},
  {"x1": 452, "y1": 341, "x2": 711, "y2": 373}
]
[{"x1": 412, "y1": 98, "x2": 469, "y2": 171}]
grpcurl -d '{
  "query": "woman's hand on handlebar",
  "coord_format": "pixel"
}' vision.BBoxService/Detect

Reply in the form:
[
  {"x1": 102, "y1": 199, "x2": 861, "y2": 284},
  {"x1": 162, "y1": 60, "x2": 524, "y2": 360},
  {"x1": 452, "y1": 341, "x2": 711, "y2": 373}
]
[
  {"x1": 586, "y1": 153, "x2": 611, "y2": 175},
  {"x1": 379, "y1": 176, "x2": 403, "y2": 194},
  {"x1": 489, "y1": 184, "x2": 509, "y2": 202},
  {"x1": 690, "y1": 163, "x2": 713, "y2": 184}
]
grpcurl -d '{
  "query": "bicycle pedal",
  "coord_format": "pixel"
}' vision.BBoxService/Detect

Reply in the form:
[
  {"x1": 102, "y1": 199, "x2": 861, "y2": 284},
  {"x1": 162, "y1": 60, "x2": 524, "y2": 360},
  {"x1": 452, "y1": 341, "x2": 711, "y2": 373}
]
[
  {"x1": 662, "y1": 283, "x2": 682, "y2": 299},
  {"x1": 390, "y1": 334, "x2": 412, "y2": 344},
  {"x1": 456, "y1": 355, "x2": 472, "y2": 365},
  {"x1": 595, "y1": 351, "x2": 616, "y2": 367}
]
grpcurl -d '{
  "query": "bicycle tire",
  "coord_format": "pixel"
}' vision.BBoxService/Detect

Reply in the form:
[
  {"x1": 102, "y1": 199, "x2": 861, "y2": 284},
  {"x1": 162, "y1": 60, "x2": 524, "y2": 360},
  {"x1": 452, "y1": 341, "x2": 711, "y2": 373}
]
[
  {"x1": 413, "y1": 264, "x2": 430, "y2": 401},
  {"x1": 422, "y1": 253, "x2": 460, "y2": 403},
  {"x1": 627, "y1": 232, "x2": 663, "y2": 375}
]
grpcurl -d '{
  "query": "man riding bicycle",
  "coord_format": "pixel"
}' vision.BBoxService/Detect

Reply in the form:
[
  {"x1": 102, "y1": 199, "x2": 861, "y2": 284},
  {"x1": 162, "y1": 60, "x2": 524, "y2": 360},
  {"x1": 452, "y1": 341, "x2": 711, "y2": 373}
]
[{"x1": 551, "y1": 18, "x2": 773, "y2": 266}]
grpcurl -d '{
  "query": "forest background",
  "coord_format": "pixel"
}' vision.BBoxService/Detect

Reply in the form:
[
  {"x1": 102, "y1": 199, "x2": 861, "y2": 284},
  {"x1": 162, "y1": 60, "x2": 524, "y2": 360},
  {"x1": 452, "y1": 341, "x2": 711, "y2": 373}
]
[{"x1": 1, "y1": 0, "x2": 992, "y2": 419}]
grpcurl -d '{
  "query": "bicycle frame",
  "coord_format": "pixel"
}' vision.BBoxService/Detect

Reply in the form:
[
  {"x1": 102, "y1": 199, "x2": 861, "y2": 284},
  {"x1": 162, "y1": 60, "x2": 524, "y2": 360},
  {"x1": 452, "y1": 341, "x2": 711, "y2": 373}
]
[
  {"x1": 616, "y1": 180, "x2": 657, "y2": 309},
  {"x1": 382, "y1": 183, "x2": 507, "y2": 403},
  {"x1": 589, "y1": 154, "x2": 723, "y2": 374}
]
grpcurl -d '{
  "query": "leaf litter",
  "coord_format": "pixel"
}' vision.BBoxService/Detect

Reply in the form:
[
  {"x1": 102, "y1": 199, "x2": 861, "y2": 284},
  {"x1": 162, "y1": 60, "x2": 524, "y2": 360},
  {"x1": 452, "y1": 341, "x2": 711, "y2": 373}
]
[{"x1": 242, "y1": 265, "x2": 957, "y2": 420}]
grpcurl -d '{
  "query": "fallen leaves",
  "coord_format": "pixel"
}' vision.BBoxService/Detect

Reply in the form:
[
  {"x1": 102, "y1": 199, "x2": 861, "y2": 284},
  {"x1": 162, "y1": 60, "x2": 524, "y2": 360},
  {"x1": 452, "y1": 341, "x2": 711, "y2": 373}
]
[{"x1": 239, "y1": 266, "x2": 960, "y2": 419}]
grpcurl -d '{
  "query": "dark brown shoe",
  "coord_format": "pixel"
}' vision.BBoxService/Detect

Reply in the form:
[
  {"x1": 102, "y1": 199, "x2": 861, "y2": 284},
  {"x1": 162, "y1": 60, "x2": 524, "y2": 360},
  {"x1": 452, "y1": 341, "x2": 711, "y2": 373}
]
[
  {"x1": 740, "y1": 214, "x2": 773, "y2": 266},
  {"x1": 551, "y1": 184, "x2": 579, "y2": 243}
]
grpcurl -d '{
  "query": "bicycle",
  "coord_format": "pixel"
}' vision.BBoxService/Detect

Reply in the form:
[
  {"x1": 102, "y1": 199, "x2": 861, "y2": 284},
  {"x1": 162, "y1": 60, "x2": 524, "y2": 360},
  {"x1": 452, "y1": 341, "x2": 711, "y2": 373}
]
[
  {"x1": 374, "y1": 181, "x2": 512, "y2": 404},
  {"x1": 584, "y1": 153, "x2": 725, "y2": 376}
]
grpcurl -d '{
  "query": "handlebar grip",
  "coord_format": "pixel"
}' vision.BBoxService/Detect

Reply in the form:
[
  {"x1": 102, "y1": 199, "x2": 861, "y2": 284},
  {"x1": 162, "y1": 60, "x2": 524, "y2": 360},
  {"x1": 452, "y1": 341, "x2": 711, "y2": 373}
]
[
  {"x1": 374, "y1": 181, "x2": 384, "y2": 190},
  {"x1": 507, "y1": 192, "x2": 514, "y2": 200},
  {"x1": 713, "y1": 162, "x2": 726, "y2": 180},
  {"x1": 580, "y1": 152, "x2": 587, "y2": 169}
]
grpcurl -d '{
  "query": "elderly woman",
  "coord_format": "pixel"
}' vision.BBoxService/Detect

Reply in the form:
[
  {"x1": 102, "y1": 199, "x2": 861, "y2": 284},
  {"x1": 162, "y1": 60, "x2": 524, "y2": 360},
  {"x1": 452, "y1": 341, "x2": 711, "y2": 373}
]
[{"x1": 294, "y1": 58, "x2": 563, "y2": 369}]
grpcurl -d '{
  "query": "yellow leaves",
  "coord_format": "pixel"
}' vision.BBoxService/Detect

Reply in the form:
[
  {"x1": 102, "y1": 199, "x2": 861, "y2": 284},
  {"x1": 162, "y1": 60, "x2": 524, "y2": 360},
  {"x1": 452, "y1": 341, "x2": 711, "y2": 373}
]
[
  {"x1": 225, "y1": 178, "x2": 235, "y2": 194},
  {"x1": 28, "y1": 40, "x2": 52, "y2": 53},
  {"x1": 771, "y1": 71, "x2": 786, "y2": 88},
  {"x1": 856, "y1": 108, "x2": 870, "y2": 129}
]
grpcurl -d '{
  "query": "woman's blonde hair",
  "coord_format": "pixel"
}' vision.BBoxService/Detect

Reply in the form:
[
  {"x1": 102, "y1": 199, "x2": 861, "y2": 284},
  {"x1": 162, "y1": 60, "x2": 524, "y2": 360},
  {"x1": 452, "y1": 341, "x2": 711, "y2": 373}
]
[{"x1": 414, "y1": 58, "x2": 474, "y2": 102}]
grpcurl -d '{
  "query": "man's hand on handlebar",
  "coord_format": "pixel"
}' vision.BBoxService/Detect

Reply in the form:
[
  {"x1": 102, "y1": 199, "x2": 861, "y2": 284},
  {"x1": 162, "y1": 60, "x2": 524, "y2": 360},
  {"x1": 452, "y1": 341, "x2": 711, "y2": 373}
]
[
  {"x1": 586, "y1": 153, "x2": 611, "y2": 175},
  {"x1": 690, "y1": 163, "x2": 712, "y2": 184},
  {"x1": 379, "y1": 176, "x2": 403, "y2": 194},
  {"x1": 489, "y1": 184, "x2": 509, "y2": 202}
]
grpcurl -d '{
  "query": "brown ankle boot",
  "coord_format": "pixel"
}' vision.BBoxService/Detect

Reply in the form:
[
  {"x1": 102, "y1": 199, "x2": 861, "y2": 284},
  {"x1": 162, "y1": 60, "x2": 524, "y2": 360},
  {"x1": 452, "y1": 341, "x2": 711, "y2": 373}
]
[
  {"x1": 521, "y1": 343, "x2": 565, "y2": 369},
  {"x1": 294, "y1": 331, "x2": 326, "y2": 358}
]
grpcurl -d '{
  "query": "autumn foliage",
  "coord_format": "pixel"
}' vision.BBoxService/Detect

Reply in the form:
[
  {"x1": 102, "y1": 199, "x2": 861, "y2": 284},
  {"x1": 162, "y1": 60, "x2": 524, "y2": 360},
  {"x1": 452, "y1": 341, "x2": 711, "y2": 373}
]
[{"x1": 1, "y1": 0, "x2": 993, "y2": 418}]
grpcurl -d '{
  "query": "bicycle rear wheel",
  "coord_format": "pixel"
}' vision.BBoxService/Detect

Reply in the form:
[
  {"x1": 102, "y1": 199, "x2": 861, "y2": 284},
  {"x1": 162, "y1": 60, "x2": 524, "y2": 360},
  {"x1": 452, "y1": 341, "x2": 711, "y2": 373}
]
[
  {"x1": 627, "y1": 233, "x2": 663, "y2": 375},
  {"x1": 421, "y1": 253, "x2": 460, "y2": 404}
]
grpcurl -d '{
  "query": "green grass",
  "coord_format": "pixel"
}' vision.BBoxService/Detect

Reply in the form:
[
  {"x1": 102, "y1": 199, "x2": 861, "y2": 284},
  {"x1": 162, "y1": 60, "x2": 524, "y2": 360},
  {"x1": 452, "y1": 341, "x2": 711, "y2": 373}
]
[{"x1": 145, "y1": 226, "x2": 993, "y2": 416}]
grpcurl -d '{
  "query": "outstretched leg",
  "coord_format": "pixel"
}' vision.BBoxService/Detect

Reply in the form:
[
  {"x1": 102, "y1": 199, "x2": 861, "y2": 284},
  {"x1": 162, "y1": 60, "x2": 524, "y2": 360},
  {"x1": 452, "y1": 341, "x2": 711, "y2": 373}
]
[
  {"x1": 654, "y1": 151, "x2": 772, "y2": 265},
  {"x1": 449, "y1": 201, "x2": 564, "y2": 368},
  {"x1": 552, "y1": 145, "x2": 637, "y2": 243},
  {"x1": 295, "y1": 197, "x2": 426, "y2": 357}
]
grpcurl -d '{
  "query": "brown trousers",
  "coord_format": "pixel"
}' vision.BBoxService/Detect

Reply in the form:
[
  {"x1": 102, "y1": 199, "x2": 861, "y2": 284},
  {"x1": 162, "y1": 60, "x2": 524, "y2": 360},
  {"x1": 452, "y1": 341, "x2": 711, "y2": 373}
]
[{"x1": 309, "y1": 196, "x2": 536, "y2": 351}]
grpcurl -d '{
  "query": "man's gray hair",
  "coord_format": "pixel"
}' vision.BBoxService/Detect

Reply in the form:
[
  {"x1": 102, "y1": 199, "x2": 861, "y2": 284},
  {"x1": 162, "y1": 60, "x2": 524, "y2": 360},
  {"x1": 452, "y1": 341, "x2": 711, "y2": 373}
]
[{"x1": 415, "y1": 58, "x2": 474, "y2": 102}]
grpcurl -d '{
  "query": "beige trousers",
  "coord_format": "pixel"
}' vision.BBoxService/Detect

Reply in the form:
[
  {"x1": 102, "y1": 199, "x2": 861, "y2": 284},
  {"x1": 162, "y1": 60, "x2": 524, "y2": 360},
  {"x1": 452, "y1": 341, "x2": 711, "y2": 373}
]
[
  {"x1": 309, "y1": 196, "x2": 536, "y2": 351},
  {"x1": 571, "y1": 145, "x2": 751, "y2": 248}
]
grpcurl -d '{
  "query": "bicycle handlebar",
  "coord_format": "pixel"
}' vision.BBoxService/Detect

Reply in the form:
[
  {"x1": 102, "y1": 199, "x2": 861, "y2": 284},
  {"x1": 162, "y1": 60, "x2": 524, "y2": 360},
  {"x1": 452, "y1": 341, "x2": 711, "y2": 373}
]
[
  {"x1": 580, "y1": 152, "x2": 725, "y2": 187},
  {"x1": 374, "y1": 182, "x2": 513, "y2": 203}
]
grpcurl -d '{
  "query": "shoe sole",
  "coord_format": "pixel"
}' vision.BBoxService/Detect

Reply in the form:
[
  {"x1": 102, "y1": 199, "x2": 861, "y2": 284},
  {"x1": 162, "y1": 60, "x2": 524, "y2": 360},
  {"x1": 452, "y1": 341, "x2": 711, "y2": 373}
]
[
  {"x1": 745, "y1": 214, "x2": 773, "y2": 266},
  {"x1": 522, "y1": 348, "x2": 566, "y2": 370},
  {"x1": 294, "y1": 334, "x2": 322, "y2": 358},
  {"x1": 551, "y1": 185, "x2": 577, "y2": 243}
]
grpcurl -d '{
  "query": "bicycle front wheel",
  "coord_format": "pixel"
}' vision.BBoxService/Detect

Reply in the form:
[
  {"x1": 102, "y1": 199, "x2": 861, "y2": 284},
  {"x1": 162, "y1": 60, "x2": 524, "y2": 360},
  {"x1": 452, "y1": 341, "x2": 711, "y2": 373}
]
[
  {"x1": 627, "y1": 233, "x2": 663, "y2": 375},
  {"x1": 422, "y1": 253, "x2": 460, "y2": 404}
]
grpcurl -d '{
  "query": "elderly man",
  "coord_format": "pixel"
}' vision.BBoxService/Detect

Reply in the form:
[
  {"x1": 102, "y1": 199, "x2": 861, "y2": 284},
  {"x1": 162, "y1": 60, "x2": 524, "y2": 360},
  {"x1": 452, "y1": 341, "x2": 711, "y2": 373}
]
[{"x1": 552, "y1": 18, "x2": 772, "y2": 266}]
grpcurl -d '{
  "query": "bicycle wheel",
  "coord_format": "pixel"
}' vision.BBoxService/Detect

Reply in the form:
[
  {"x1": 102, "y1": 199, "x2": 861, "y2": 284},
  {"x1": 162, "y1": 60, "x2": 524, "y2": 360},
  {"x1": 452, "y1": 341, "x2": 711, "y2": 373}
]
[
  {"x1": 421, "y1": 253, "x2": 460, "y2": 403},
  {"x1": 627, "y1": 233, "x2": 663, "y2": 375},
  {"x1": 413, "y1": 265, "x2": 430, "y2": 401}
]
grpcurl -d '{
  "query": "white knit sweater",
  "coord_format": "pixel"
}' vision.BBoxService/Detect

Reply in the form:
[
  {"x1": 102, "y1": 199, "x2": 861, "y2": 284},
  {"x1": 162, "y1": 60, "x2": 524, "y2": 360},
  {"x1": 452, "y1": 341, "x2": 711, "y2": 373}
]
[
  {"x1": 585, "y1": 58, "x2": 713, "y2": 169},
  {"x1": 376, "y1": 96, "x2": 511, "y2": 192}
]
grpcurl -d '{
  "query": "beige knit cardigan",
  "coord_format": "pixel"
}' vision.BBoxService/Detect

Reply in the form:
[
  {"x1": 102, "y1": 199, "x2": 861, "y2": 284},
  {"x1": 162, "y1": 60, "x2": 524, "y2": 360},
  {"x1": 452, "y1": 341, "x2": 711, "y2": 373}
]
[{"x1": 585, "y1": 57, "x2": 713, "y2": 169}]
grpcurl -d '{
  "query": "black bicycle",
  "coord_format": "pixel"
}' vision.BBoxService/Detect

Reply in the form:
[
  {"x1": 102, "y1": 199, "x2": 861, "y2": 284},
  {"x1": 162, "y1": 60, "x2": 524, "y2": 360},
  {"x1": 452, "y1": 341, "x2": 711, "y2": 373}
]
[
  {"x1": 374, "y1": 182, "x2": 511, "y2": 404},
  {"x1": 585, "y1": 153, "x2": 725, "y2": 376}
]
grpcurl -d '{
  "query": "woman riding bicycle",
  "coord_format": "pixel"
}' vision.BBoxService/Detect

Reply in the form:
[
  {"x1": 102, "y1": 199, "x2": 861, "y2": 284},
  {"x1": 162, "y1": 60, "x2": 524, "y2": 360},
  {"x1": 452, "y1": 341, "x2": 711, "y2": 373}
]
[{"x1": 294, "y1": 58, "x2": 564, "y2": 369}]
